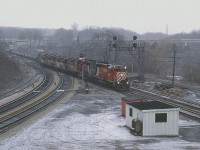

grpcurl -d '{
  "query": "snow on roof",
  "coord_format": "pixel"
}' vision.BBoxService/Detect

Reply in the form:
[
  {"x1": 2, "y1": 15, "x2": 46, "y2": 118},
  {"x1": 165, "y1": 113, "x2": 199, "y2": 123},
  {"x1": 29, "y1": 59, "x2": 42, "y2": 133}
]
[
  {"x1": 122, "y1": 95, "x2": 144, "y2": 100},
  {"x1": 108, "y1": 64, "x2": 124, "y2": 69},
  {"x1": 127, "y1": 101, "x2": 177, "y2": 110}
]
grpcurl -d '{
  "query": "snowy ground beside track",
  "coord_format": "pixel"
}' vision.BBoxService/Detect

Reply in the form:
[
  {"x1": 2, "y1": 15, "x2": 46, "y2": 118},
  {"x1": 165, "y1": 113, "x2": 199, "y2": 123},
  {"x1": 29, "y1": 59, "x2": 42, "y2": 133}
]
[{"x1": 0, "y1": 85, "x2": 200, "y2": 150}]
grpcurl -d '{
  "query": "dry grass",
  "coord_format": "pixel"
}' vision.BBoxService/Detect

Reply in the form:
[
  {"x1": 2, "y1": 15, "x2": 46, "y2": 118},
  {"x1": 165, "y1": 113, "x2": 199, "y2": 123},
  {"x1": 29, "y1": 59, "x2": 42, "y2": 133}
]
[{"x1": 0, "y1": 51, "x2": 23, "y2": 90}]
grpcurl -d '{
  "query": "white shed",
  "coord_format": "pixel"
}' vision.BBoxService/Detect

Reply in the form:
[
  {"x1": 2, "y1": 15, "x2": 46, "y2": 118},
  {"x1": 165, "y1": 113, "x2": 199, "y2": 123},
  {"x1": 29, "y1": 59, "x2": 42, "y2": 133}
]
[{"x1": 126, "y1": 101, "x2": 179, "y2": 136}]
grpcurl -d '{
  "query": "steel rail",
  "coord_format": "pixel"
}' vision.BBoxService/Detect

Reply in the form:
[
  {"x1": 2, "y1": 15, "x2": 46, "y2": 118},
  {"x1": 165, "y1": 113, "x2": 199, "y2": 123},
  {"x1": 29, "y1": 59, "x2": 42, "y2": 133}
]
[
  {"x1": 125, "y1": 86, "x2": 200, "y2": 121},
  {"x1": 0, "y1": 73, "x2": 71, "y2": 133},
  {"x1": 0, "y1": 70, "x2": 51, "y2": 114}
]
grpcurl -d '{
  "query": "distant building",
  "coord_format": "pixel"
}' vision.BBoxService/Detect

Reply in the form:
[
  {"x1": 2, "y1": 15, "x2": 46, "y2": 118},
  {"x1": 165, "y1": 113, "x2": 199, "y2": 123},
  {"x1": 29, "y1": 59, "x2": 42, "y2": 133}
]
[{"x1": 126, "y1": 101, "x2": 179, "y2": 136}]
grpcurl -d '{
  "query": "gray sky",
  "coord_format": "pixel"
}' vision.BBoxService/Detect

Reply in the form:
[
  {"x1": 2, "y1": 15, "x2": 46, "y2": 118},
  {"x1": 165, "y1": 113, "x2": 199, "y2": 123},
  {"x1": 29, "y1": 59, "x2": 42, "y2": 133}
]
[{"x1": 0, "y1": 0, "x2": 199, "y2": 34}]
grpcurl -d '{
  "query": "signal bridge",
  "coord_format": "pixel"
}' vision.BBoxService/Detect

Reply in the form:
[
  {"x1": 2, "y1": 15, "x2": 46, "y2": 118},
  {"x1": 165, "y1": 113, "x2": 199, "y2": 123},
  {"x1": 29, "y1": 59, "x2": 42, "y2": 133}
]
[{"x1": 110, "y1": 36, "x2": 145, "y2": 82}]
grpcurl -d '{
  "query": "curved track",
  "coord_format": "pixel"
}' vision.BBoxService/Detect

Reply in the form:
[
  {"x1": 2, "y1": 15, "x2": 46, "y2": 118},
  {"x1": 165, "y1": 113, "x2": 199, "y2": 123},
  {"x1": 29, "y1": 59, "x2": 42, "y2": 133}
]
[
  {"x1": 0, "y1": 70, "x2": 72, "y2": 133},
  {"x1": 0, "y1": 69, "x2": 51, "y2": 114}
]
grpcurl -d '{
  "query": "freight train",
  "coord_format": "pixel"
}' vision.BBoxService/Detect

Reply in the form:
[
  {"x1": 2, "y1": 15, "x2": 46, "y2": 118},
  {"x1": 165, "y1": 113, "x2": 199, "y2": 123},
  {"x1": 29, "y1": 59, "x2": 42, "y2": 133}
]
[{"x1": 37, "y1": 52, "x2": 130, "y2": 90}]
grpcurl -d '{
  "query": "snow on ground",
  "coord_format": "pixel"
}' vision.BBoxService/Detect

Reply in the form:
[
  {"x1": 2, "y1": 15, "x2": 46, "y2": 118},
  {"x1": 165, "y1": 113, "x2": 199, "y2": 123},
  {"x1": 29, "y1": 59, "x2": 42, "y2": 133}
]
[
  {"x1": 0, "y1": 85, "x2": 200, "y2": 150},
  {"x1": 184, "y1": 90, "x2": 200, "y2": 102}
]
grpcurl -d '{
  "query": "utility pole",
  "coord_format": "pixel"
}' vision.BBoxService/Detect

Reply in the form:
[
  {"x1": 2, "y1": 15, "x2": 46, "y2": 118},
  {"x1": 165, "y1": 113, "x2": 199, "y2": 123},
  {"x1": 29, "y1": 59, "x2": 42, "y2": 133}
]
[
  {"x1": 172, "y1": 43, "x2": 176, "y2": 86},
  {"x1": 166, "y1": 24, "x2": 168, "y2": 36},
  {"x1": 82, "y1": 64, "x2": 84, "y2": 85}
]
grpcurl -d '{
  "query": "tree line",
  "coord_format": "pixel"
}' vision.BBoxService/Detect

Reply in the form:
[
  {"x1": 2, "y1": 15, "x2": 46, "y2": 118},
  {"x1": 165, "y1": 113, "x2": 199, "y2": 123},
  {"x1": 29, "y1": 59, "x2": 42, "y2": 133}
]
[{"x1": 0, "y1": 26, "x2": 200, "y2": 84}]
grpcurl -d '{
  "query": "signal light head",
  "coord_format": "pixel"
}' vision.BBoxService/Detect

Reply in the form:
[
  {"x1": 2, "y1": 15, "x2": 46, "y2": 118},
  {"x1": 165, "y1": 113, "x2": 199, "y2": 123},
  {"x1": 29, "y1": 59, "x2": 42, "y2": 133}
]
[
  {"x1": 133, "y1": 36, "x2": 137, "y2": 40},
  {"x1": 80, "y1": 53, "x2": 84, "y2": 58},
  {"x1": 133, "y1": 43, "x2": 137, "y2": 49},
  {"x1": 113, "y1": 36, "x2": 117, "y2": 41},
  {"x1": 112, "y1": 43, "x2": 117, "y2": 48}
]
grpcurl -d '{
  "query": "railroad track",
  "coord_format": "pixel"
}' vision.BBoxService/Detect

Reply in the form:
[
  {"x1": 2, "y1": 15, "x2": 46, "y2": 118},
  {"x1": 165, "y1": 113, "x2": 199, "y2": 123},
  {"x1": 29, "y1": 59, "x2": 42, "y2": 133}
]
[
  {"x1": 125, "y1": 85, "x2": 200, "y2": 121},
  {"x1": 0, "y1": 62, "x2": 42, "y2": 99},
  {"x1": 0, "y1": 69, "x2": 72, "y2": 133},
  {"x1": 0, "y1": 69, "x2": 51, "y2": 114}
]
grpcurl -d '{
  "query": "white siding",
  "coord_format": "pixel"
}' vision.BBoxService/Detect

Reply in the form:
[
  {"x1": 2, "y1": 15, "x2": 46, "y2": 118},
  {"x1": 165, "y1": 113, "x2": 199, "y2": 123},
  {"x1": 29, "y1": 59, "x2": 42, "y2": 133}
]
[
  {"x1": 125, "y1": 104, "x2": 179, "y2": 136},
  {"x1": 142, "y1": 109, "x2": 179, "y2": 136},
  {"x1": 125, "y1": 104, "x2": 142, "y2": 130}
]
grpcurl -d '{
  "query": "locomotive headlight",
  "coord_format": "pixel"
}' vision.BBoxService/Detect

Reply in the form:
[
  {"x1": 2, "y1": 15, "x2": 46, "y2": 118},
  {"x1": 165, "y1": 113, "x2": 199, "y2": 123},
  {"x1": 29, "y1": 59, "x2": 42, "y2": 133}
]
[
  {"x1": 126, "y1": 81, "x2": 129, "y2": 84},
  {"x1": 117, "y1": 82, "x2": 120, "y2": 84}
]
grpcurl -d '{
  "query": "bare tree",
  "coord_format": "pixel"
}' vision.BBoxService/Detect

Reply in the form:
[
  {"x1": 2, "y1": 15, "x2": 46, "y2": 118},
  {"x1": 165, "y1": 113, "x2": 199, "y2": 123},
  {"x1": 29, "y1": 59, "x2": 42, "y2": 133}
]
[
  {"x1": 0, "y1": 29, "x2": 5, "y2": 41},
  {"x1": 18, "y1": 28, "x2": 43, "y2": 48},
  {"x1": 90, "y1": 30, "x2": 125, "y2": 63},
  {"x1": 71, "y1": 23, "x2": 79, "y2": 39},
  {"x1": 54, "y1": 28, "x2": 73, "y2": 46}
]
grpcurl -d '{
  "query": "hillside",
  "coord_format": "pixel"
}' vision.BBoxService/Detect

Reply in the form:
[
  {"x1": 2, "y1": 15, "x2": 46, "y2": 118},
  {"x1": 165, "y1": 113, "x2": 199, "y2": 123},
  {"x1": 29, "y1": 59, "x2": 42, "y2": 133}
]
[{"x1": 0, "y1": 51, "x2": 24, "y2": 90}]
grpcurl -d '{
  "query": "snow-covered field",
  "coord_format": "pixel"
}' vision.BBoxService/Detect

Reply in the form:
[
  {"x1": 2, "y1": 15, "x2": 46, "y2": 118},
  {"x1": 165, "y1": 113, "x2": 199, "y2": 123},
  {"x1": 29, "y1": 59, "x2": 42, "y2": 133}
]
[{"x1": 0, "y1": 85, "x2": 200, "y2": 150}]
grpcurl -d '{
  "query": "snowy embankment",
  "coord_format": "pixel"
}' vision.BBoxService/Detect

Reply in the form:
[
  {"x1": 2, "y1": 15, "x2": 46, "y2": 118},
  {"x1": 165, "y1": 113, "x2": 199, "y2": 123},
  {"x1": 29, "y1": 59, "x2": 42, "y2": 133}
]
[{"x1": 0, "y1": 85, "x2": 200, "y2": 150}]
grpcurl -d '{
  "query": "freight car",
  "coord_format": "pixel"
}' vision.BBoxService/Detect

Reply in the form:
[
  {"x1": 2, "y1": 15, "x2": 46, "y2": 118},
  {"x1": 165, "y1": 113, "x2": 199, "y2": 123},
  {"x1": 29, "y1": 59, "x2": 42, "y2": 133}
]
[{"x1": 37, "y1": 52, "x2": 130, "y2": 90}]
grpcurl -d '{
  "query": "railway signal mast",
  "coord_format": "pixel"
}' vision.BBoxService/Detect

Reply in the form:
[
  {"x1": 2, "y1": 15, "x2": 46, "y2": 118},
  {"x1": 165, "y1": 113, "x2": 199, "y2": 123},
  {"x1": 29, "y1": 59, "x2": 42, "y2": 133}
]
[
  {"x1": 79, "y1": 53, "x2": 85, "y2": 85},
  {"x1": 110, "y1": 36, "x2": 145, "y2": 83}
]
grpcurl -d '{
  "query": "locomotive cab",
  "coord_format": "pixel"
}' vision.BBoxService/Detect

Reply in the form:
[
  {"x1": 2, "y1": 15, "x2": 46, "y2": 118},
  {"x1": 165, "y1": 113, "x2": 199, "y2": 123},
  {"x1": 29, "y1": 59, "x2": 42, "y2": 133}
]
[
  {"x1": 96, "y1": 63, "x2": 130, "y2": 90},
  {"x1": 111, "y1": 65, "x2": 130, "y2": 90}
]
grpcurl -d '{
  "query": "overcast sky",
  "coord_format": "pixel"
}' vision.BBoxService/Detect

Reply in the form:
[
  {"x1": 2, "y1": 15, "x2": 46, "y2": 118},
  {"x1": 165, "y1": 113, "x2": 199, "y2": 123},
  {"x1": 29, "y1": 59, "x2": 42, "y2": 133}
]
[{"x1": 0, "y1": 0, "x2": 199, "y2": 34}]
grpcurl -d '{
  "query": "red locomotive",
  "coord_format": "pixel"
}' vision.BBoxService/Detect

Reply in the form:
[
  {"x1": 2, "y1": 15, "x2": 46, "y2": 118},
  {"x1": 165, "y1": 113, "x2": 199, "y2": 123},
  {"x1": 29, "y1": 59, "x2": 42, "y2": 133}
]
[{"x1": 37, "y1": 52, "x2": 130, "y2": 90}]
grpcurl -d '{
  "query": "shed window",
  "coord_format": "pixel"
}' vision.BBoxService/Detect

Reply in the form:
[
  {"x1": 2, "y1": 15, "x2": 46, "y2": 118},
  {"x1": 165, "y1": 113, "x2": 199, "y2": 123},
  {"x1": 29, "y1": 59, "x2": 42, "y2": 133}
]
[
  {"x1": 129, "y1": 108, "x2": 133, "y2": 117},
  {"x1": 155, "y1": 113, "x2": 167, "y2": 122}
]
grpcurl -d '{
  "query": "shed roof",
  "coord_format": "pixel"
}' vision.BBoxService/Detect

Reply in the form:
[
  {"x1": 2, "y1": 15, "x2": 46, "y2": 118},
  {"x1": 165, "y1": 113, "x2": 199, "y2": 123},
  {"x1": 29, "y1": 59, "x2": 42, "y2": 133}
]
[{"x1": 127, "y1": 101, "x2": 176, "y2": 110}]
